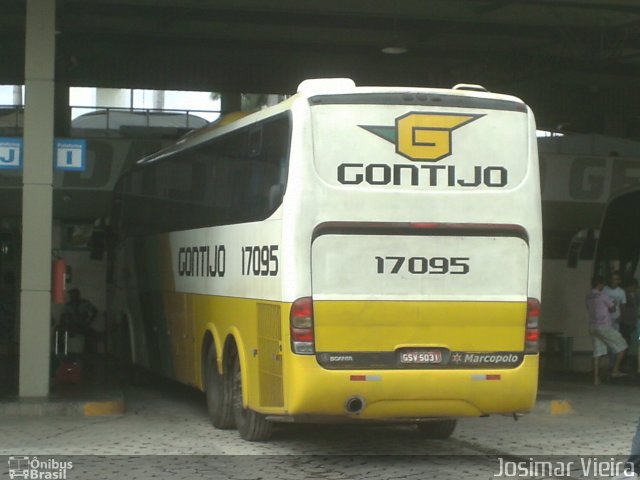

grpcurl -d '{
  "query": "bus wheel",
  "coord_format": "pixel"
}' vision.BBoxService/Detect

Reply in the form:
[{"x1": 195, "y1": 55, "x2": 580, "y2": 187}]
[
  {"x1": 416, "y1": 419, "x2": 457, "y2": 439},
  {"x1": 205, "y1": 344, "x2": 234, "y2": 429},
  {"x1": 231, "y1": 353, "x2": 272, "y2": 441}
]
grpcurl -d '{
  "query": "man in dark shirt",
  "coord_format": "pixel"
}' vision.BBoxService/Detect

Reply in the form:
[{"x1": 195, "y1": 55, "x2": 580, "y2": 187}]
[{"x1": 60, "y1": 288, "x2": 98, "y2": 354}]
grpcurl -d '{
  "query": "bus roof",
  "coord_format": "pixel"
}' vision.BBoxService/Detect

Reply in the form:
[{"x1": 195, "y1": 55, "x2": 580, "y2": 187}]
[{"x1": 134, "y1": 78, "x2": 528, "y2": 167}]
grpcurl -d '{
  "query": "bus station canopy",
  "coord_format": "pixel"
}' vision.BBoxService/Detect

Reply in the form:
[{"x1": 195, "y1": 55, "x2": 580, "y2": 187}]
[{"x1": 1, "y1": 0, "x2": 640, "y2": 137}]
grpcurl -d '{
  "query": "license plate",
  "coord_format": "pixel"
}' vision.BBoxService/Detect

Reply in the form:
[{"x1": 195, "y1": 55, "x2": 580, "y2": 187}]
[{"x1": 399, "y1": 350, "x2": 442, "y2": 364}]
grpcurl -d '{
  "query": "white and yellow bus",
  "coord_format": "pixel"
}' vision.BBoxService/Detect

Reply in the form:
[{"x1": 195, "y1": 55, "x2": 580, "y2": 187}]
[{"x1": 108, "y1": 78, "x2": 542, "y2": 441}]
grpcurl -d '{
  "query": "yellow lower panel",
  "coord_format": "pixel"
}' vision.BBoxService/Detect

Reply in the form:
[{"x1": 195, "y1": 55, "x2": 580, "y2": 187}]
[
  {"x1": 186, "y1": 296, "x2": 536, "y2": 419},
  {"x1": 314, "y1": 300, "x2": 527, "y2": 352}
]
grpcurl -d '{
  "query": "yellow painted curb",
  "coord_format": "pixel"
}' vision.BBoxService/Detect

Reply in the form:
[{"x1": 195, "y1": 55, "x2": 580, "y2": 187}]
[
  {"x1": 83, "y1": 399, "x2": 124, "y2": 416},
  {"x1": 549, "y1": 399, "x2": 573, "y2": 415}
]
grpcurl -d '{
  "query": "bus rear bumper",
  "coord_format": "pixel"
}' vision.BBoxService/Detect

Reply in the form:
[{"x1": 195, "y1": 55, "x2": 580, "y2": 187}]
[{"x1": 278, "y1": 354, "x2": 538, "y2": 420}]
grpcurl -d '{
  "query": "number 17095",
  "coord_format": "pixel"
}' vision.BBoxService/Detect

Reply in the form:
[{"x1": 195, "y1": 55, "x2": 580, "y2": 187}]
[{"x1": 375, "y1": 256, "x2": 470, "y2": 275}]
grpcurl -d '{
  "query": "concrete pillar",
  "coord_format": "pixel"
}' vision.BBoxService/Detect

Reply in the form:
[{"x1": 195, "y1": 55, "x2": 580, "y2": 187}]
[
  {"x1": 153, "y1": 90, "x2": 165, "y2": 110},
  {"x1": 12, "y1": 86, "x2": 23, "y2": 106},
  {"x1": 96, "y1": 88, "x2": 130, "y2": 109},
  {"x1": 19, "y1": 0, "x2": 56, "y2": 397},
  {"x1": 266, "y1": 94, "x2": 282, "y2": 107},
  {"x1": 54, "y1": 80, "x2": 70, "y2": 137}
]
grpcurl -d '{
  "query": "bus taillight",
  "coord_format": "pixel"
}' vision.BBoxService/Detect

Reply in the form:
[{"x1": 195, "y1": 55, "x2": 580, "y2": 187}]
[
  {"x1": 525, "y1": 298, "x2": 540, "y2": 354},
  {"x1": 290, "y1": 297, "x2": 315, "y2": 354}
]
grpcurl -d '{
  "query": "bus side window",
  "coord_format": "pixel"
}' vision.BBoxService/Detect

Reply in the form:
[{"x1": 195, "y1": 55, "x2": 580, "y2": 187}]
[
  {"x1": 248, "y1": 128, "x2": 262, "y2": 158},
  {"x1": 209, "y1": 158, "x2": 233, "y2": 226},
  {"x1": 268, "y1": 182, "x2": 284, "y2": 211}
]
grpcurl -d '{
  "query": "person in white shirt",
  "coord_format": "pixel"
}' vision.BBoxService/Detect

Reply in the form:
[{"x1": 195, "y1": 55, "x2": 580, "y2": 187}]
[{"x1": 603, "y1": 271, "x2": 627, "y2": 331}]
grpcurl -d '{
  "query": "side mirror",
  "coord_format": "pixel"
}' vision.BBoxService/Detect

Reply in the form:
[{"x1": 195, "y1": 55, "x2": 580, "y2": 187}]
[
  {"x1": 567, "y1": 241, "x2": 580, "y2": 268},
  {"x1": 567, "y1": 228, "x2": 598, "y2": 268}
]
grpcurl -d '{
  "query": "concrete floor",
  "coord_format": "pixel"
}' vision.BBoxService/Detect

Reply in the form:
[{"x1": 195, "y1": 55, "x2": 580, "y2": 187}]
[{"x1": 1, "y1": 368, "x2": 640, "y2": 479}]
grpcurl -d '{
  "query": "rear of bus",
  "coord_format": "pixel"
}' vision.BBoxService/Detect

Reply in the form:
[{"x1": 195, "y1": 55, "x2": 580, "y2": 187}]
[{"x1": 281, "y1": 80, "x2": 542, "y2": 424}]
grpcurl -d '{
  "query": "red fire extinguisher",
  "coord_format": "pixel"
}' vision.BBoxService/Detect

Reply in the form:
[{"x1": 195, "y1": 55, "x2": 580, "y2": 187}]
[{"x1": 52, "y1": 256, "x2": 66, "y2": 304}]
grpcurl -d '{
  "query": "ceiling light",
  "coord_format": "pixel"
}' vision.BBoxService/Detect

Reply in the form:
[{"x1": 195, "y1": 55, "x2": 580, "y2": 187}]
[
  {"x1": 381, "y1": 45, "x2": 408, "y2": 55},
  {"x1": 382, "y1": 1, "x2": 408, "y2": 55}
]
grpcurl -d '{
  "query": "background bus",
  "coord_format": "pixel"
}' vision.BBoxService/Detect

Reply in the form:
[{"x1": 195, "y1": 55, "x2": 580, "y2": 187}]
[
  {"x1": 594, "y1": 186, "x2": 640, "y2": 280},
  {"x1": 107, "y1": 78, "x2": 542, "y2": 441}
]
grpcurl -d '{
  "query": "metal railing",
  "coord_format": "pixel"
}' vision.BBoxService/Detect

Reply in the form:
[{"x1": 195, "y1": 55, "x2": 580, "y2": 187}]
[
  {"x1": 70, "y1": 106, "x2": 220, "y2": 130},
  {"x1": 0, "y1": 106, "x2": 23, "y2": 130},
  {"x1": 0, "y1": 105, "x2": 221, "y2": 131}
]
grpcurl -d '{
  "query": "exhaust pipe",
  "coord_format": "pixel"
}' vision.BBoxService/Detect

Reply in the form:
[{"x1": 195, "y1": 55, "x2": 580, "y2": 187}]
[{"x1": 345, "y1": 396, "x2": 365, "y2": 414}]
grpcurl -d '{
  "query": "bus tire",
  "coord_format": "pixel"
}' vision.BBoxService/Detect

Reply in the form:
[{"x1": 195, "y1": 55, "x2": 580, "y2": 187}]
[
  {"x1": 416, "y1": 419, "x2": 457, "y2": 439},
  {"x1": 205, "y1": 344, "x2": 234, "y2": 429},
  {"x1": 231, "y1": 353, "x2": 272, "y2": 441}
]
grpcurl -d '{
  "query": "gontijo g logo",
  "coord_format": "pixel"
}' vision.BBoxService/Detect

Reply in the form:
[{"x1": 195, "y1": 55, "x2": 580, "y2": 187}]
[
  {"x1": 338, "y1": 111, "x2": 507, "y2": 188},
  {"x1": 360, "y1": 112, "x2": 484, "y2": 162}
]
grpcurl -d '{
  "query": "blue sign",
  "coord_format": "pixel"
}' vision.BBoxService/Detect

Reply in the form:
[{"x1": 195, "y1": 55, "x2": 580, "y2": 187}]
[
  {"x1": 55, "y1": 138, "x2": 86, "y2": 171},
  {"x1": 0, "y1": 137, "x2": 23, "y2": 169}
]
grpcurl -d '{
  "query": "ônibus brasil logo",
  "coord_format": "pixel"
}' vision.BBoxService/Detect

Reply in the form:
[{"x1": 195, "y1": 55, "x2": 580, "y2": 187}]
[
  {"x1": 360, "y1": 112, "x2": 483, "y2": 162},
  {"x1": 8, "y1": 456, "x2": 73, "y2": 479}
]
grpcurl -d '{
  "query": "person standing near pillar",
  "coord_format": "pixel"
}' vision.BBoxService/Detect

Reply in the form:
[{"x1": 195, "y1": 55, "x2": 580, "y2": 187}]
[{"x1": 586, "y1": 275, "x2": 628, "y2": 385}]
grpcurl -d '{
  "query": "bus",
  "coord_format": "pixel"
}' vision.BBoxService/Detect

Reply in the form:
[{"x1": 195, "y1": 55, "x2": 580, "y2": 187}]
[
  {"x1": 107, "y1": 78, "x2": 542, "y2": 441},
  {"x1": 594, "y1": 186, "x2": 640, "y2": 280}
]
